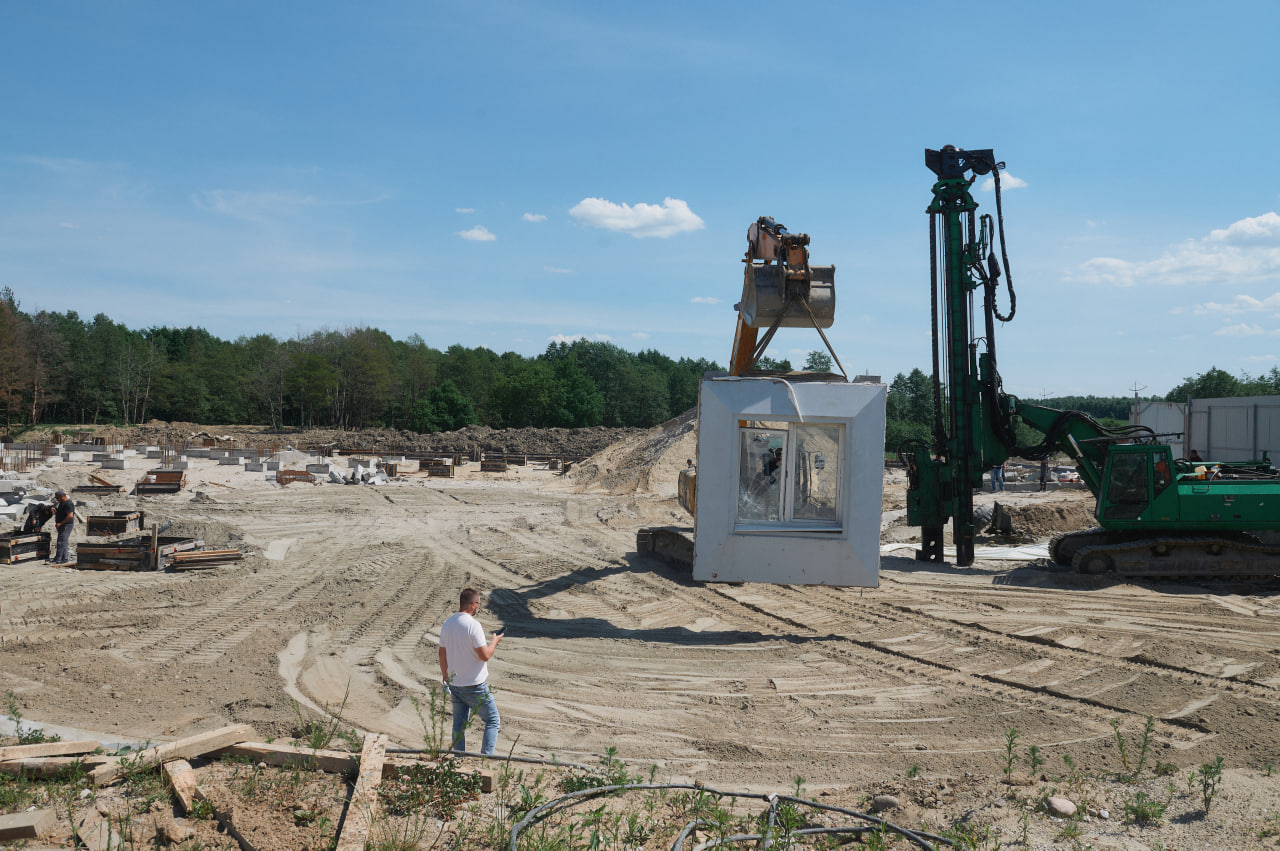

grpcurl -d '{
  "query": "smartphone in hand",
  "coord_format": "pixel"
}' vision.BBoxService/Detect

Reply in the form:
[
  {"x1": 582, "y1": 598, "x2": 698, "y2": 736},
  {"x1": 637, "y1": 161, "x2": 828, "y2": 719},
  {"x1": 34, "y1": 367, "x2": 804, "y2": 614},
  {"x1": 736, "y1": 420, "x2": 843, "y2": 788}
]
[{"x1": 493, "y1": 627, "x2": 506, "y2": 636}]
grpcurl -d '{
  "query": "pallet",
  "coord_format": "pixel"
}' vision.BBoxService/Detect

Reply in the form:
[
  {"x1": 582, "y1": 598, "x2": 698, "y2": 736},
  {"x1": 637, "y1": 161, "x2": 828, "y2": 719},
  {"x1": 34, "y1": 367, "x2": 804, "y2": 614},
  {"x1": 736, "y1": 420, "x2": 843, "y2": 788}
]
[
  {"x1": 86, "y1": 511, "x2": 144, "y2": 538},
  {"x1": 276, "y1": 469, "x2": 316, "y2": 486}
]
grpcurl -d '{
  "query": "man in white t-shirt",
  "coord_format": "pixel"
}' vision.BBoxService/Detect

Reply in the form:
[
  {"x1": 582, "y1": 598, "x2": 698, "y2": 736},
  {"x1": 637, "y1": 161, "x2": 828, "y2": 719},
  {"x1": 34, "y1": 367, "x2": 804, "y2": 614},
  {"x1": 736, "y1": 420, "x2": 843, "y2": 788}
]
[{"x1": 438, "y1": 587, "x2": 504, "y2": 754}]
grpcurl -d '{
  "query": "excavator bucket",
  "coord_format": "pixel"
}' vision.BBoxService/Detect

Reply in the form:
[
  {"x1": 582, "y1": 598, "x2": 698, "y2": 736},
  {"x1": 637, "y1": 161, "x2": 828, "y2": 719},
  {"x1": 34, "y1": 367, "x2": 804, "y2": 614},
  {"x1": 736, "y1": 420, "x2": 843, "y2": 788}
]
[{"x1": 738, "y1": 264, "x2": 836, "y2": 329}]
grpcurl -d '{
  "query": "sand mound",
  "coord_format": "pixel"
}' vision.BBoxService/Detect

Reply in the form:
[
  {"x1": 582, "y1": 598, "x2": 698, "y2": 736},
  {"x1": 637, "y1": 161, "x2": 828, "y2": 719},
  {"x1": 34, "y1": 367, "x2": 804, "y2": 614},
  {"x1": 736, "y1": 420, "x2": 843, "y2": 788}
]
[{"x1": 570, "y1": 409, "x2": 697, "y2": 498}]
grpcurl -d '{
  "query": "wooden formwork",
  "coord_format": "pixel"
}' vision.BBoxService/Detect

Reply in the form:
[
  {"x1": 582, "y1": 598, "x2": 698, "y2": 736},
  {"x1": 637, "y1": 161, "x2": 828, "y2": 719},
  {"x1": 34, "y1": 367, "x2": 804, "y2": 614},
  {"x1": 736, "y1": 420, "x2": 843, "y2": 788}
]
[
  {"x1": 276, "y1": 469, "x2": 316, "y2": 486},
  {"x1": 134, "y1": 470, "x2": 187, "y2": 495},
  {"x1": 86, "y1": 511, "x2": 145, "y2": 537},
  {"x1": 479, "y1": 460, "x2": 509, "y2": 473},
  {"x1": 0, "y1": 532, "x2": 50, "y2": 564},
  {"x1": 73, "y1": 474, "x2": 124, "y2": 496}
]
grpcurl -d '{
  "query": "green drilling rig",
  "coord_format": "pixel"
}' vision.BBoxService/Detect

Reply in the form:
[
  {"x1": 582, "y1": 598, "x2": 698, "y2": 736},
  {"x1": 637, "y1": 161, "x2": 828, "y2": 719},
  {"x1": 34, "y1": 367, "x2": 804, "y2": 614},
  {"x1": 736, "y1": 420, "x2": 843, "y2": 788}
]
[{"x1": 902, "y1": 145, "x2": 1280, "y2": 577}]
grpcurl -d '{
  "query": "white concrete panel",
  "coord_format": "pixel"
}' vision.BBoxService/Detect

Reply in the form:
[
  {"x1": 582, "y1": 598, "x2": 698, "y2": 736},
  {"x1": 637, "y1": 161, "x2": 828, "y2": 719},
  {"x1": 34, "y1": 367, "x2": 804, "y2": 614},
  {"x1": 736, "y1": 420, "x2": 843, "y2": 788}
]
[{"x1": 692, "y1": 376, "x2": 886, "y2": 587}]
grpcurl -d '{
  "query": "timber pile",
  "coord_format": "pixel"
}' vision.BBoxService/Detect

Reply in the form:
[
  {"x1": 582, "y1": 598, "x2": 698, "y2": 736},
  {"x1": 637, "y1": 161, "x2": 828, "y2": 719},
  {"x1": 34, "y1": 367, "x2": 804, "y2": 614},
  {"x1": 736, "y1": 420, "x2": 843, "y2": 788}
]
[
  {"x1": 276, "y1": 469, "x2": 316, "y2": 486},
  {"x1": 72, "y1": 535, "x2": 241, "y2": 571},
  {"x1": 0, "y1": 725, "x2": 492, "y2": 849}
]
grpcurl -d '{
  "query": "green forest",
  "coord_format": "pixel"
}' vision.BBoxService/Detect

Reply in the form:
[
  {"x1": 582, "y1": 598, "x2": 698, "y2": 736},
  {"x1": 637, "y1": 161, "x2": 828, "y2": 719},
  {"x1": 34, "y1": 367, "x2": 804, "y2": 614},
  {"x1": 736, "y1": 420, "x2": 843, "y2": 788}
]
[{"x1": 1, "y1": 289, "x2": 1276, "y2": 446}]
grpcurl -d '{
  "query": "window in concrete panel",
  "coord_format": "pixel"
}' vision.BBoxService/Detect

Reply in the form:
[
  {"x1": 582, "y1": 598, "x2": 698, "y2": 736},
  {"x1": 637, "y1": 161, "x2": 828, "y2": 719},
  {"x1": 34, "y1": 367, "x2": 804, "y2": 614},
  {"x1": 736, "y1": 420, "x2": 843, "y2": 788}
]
[
  {"x1": 735, "y1": 420, "x2": 843, "y2": 531},
  {"x1": 791, "y1": 423, "x2": 842, "y2": 527}
]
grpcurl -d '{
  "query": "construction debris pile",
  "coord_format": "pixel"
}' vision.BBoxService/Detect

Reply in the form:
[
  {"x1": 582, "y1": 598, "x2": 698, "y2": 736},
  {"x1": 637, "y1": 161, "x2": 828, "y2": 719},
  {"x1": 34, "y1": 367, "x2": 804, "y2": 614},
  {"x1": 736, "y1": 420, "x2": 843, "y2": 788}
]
[{"x1": 0, "y1": 725, "x2": 493, "y2": 849}]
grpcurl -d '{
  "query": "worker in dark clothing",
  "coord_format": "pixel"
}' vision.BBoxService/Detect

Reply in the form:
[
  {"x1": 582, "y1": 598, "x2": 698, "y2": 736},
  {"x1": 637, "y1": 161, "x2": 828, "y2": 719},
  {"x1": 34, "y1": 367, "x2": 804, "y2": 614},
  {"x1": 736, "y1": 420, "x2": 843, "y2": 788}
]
[
  {"x1": 1039, "y1": 458, "x2": 1049, "y2": 492},
  {"x1": 23, "y1": 502, "x2": 55, "y2": 533},
  {"x1": 52, "y1": 490, "x2": 74, "y2": 564}
]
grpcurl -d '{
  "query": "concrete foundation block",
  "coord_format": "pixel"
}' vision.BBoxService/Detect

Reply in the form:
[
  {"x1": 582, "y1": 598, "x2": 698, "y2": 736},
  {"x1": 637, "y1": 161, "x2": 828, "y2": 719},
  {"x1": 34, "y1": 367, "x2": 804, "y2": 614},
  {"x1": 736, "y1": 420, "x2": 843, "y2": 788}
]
[
  {"x1": 99, "y1": 459, "x2": 127, "y2": 470},
  {"x1": 266, "y1": 462, "x2": 280, "y2": 471},
  {"x1": 168, "y1": 461, "x2": 189, "y2": 471},
  {"x1": 244, "y1": 462, "x2": 264, "y2": 472},
  {"x1": 218, "y1": 457, "x2": 240, "y2": 466},
  {"x1": 146, "y1": 449, "x2": 163, "y2": 459}
]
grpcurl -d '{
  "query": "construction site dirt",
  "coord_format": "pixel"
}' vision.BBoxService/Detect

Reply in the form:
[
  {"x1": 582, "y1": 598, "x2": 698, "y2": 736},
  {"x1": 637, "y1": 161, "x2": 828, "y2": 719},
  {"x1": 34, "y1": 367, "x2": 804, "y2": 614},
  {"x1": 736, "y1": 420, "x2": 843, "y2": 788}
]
[{"x1": 4, "y1": 419, "x2": 1280, "y2": 847}]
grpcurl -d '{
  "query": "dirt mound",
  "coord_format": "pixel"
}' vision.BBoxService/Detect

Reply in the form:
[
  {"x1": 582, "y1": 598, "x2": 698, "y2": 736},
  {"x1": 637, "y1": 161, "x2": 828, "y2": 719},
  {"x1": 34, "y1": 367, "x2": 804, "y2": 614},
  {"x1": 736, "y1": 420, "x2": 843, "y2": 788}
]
[
  {"x1": 25, "y1": 422, "x2": 639, "y2": 459},
  {"x1": 1001, "y1": 498, "x2": 1097, "y2": 536},
  {"x1": 569, "y1": 409, "x2": 697, "y2": 498}
]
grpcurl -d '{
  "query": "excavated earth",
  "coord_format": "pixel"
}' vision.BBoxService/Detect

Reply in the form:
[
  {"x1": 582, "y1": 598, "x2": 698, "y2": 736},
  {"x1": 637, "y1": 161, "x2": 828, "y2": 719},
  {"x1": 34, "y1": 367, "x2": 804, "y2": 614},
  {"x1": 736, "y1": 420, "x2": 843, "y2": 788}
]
[{"x1": 4, "y1": 417, "x2": 1280, "y2": 848}]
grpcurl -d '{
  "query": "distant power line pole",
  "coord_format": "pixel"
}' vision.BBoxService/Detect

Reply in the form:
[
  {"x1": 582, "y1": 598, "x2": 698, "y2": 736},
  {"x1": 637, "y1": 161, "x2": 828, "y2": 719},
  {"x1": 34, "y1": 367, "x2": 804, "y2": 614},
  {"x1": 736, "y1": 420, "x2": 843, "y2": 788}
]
[{"x1": 1130, "y1": 382, "x2": 1147, "y2": 425}]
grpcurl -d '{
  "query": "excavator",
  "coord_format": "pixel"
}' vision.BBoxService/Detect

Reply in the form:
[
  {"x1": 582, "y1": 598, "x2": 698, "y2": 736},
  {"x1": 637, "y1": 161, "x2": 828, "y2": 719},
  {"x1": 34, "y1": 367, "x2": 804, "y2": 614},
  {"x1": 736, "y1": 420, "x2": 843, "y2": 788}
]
[{"x1": 902, "y1": 145, "x2": 1280, "y2": 577}]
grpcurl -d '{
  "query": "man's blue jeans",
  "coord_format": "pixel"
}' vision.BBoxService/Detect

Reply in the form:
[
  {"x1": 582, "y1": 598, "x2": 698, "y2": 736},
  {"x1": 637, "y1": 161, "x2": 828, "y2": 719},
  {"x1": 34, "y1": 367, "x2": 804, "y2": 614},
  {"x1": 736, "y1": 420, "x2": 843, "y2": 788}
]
[{"x1": 450, "y1": 682, "x2": 500, "y2": 755}]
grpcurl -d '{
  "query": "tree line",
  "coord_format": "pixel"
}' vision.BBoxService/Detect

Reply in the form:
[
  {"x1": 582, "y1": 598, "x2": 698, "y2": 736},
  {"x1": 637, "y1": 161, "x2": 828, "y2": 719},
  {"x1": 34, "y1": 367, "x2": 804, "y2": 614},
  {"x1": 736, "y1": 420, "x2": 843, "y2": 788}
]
[
  {"x1": 0, "y1": 288, "x2": 718, "y2": 433},
  {"x1": 4, "y1": 287, "x2": 1274, "y2": 444}
]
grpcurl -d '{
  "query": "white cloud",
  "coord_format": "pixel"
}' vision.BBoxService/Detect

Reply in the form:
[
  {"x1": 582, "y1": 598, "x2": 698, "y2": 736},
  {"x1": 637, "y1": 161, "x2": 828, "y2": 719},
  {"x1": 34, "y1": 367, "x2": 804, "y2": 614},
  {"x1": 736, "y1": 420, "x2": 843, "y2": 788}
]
[
  {"x1": 1086, "y1": 220, "x2": 1106, "y2": 229},
  {"x1": 1213, "y1": 323, "x2": 1264, "y2": 337},
  {"x1": 543, "y1": 265, "x2": 573, "y2": 274},
  {"x1": 523, "y1": 213, "x2": 547, "y2": 222},
  {"x1": 458, "y1": 225, "x2": 496, "y2": 242},
  {"x1": 58, "y1": 222, "x2": 78, "y2": 229},
  {"x1": 1191, "y1": 293, "x2": 1280, "y2": 316},
  {"x1": 691, "y1": 296, "x2": 721, "y2": 304},
  {"x1": 1243, "y1": 354, "x2": 1278, "y2": 362},
  {"x1": 456, "y1": 207, "x2": 475, "y2": 214},
  {"x1": 632, "y1": 331, "x2": 650, "y2": 340},
  {"x1": 569, "y1": 196, "x2": 705, "y2": 238},
  {"x1": 548, "y1": 333, "x2": 613, "y2": 345},
  {"x1": 1070, "y1": 212, "x2": 1280, "y2": 287},
  {"x1": 980, "y1": 172, "x2": 1027, "y2": 191}
]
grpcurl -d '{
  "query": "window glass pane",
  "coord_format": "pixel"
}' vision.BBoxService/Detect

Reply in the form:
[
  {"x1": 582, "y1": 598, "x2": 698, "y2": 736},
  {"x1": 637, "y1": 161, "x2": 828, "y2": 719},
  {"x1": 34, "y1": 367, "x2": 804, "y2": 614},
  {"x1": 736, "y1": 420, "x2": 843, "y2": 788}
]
[
  {"x1": 792, "y1": 424, "x2": 841, "y2": 525},
  {"x1": 737, "y1": 425, "x2": 786, "y2": 524}
]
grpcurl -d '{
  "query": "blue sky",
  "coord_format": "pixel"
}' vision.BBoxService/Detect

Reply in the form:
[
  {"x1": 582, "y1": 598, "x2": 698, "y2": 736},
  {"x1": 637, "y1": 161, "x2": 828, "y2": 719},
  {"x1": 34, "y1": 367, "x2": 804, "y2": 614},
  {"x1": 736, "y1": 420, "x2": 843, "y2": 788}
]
[{"x1": 2, "y1": 1, "x2": 1278, "y2": 399}]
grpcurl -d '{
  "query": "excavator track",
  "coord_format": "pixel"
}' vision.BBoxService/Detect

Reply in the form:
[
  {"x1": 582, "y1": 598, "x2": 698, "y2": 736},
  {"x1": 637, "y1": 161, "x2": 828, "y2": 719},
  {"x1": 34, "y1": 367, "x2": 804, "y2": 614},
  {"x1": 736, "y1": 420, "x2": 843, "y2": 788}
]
[
  {"x1": 1060, "y1": 532, "x2": 1280, "y2": 579},
  {"x1": 635, "y1": 526, "x2": 695, "y2": 571}
]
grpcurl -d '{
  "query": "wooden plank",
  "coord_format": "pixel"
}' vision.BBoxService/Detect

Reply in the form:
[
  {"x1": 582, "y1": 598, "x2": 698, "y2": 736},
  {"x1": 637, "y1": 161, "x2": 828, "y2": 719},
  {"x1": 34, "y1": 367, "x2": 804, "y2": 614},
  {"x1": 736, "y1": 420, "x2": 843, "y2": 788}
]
[
  {"x1": 90, "y1": 723, "x2": 257, "y2": 786},
  {"x1": 334, "y1": 733, "x2": 387, "y2": 851},
  {"x1": 0, "y1": 755, "x2": 112, "y2": 777},
  {"x1": 0, "y1": 809, "x2": 56, "y2": 841},
  {"x1": 163, "y1": 759, "x2": 199, "y2": 813},
  {"x1": 223, "y1": 742, "x2": 358, "y2": 776},
  {"x1": 75, "y1": 810, "x2": 121, "y2": 851}
]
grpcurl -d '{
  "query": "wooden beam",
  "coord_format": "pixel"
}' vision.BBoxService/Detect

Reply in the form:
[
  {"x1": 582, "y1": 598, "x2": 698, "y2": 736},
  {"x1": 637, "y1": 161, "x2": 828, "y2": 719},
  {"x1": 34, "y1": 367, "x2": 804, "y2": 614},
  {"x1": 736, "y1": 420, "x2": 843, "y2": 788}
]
[
  {"x1": 334, "y1": 733, "x2": 387, "y2": 851},
  {"x1": 75, "y1": 810, "x2": 121, "y2": 851},
  {"x1": 0, "y1": 755, "x2": 112, "y2": 778},
  {"x1": 163, "y1": 759, "x2": 199, "y2": 814},
  {"x1": 0, "y1": 739, "x2": 100, "y2": 761},
  {"x1": 0, "y1": 809, "x2": 56, "y2": 842},
  {"x1": 90, "y1": 723, "x2": 256, "y2": 786},
  {"x1": 223, "y1": 742, "x2": 358, "y2": 776}
]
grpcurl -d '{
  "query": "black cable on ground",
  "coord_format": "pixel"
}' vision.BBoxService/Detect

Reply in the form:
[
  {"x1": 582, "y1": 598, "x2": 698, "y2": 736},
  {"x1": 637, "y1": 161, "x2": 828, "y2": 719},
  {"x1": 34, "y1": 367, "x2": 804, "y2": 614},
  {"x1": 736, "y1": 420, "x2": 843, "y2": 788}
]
[
  {"x1": 507, "y1": 782, "x2": 949, "y2": 851},
  {"x1": 387, "y1": 747, "x2": 596, "y2": 772}
]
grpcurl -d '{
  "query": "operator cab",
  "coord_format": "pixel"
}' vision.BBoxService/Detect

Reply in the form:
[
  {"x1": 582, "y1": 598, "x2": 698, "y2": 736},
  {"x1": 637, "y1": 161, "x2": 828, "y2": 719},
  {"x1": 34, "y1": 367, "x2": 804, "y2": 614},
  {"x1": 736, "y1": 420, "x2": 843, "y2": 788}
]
[{"x1": 1099, "y1": 444, "x2": 1176, "y2": 523}]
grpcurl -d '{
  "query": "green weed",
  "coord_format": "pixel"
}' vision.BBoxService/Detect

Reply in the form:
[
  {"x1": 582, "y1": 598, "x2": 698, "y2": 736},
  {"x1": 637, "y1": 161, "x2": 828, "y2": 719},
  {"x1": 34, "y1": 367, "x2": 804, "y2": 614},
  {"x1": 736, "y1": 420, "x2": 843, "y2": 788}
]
[
  {"x1": 1026, "y1": 744, "x2": 1044, "y2": 774},
  {"x1": 5, "y1": 689, "x2": 61, "y2": 745},
  {"x1": 1193, "y1": 756, "x2": 1225, "y2": 813},
  {"x1": 1123, "y1": 790, "x2": 1167, "y2": 826},
  {"x1": 1002, "y1": 727, "x2": 1020, "y2": 779},
  {"x1": 906, "y1": 763, "x2": 921, "y2": 779},
  {"x1": 558, "y1": 746, "x2": 636, "y2": 794},
  {"x1": 379, "y1": 758, "x2": 482, "y2": 819}
]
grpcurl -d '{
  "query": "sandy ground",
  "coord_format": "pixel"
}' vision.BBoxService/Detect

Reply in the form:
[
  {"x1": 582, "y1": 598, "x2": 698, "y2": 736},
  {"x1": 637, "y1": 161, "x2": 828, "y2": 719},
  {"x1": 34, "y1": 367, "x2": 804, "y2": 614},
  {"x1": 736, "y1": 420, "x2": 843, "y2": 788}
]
[{"x1": 5, "y1": 430, "x2": 1280, "y2": 848}]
